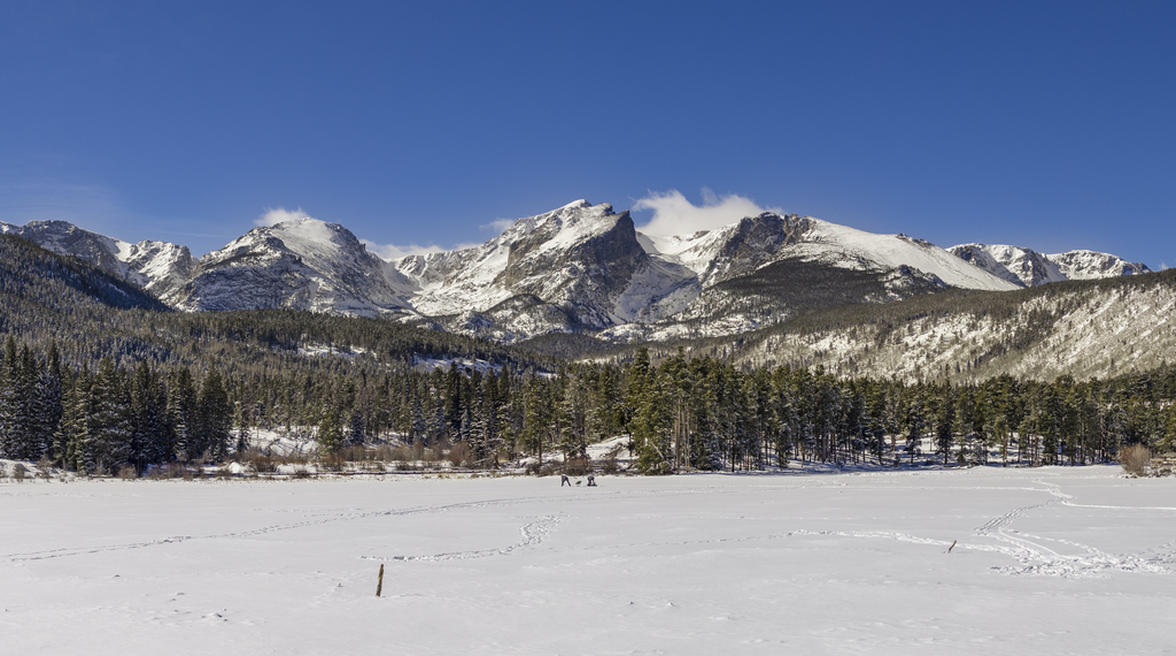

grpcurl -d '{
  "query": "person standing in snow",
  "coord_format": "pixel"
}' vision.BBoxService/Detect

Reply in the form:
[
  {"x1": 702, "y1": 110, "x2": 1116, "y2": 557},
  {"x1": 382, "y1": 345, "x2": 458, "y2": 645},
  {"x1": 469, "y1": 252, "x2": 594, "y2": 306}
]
[{"x1": 560, "y1": 474, "x2": 571, "y2": 487}]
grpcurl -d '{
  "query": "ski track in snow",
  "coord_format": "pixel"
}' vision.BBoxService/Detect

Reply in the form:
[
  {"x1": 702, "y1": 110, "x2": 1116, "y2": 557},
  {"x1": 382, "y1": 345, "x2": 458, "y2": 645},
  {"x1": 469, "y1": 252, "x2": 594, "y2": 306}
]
[
  {"x1": 1, "y1": 494, "x2": 568, "y2": 563},
  {"x1": 968, "y1": 480, "x2": 1176, "y2": 578},
  {"x1": 513, "y1": 477, "x2": 1176, "y2": 580},
  {"x1": 7, "y1": 476, "x2": 1176, "y2": 580},
  {"x1": 360, "y1": 514, "x2": 563, "y2": 562}
]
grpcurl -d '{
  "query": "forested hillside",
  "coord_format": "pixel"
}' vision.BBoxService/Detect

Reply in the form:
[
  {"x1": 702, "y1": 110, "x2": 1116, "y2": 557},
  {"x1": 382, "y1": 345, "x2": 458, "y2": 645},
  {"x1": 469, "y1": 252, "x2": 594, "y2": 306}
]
[
  {"x1": 3, "y1": 331, "x2": 1175, "y2": 476},
  {"x1": 2, "y1": 234, "x2": 1175, "y2": 476},
  {"x1": 597, "y1": 269, "x2": 1176, "y2": 384}
]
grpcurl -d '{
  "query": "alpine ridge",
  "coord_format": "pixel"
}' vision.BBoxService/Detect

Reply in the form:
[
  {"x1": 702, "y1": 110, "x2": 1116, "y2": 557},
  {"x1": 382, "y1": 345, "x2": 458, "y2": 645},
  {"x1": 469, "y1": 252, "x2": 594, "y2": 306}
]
[
  {"x1": 949, "y1": 243, "x2": 1150, "y2": 288},
  {"x1": 0, "y1": 200, "x2": 1151, "y2": 344}
]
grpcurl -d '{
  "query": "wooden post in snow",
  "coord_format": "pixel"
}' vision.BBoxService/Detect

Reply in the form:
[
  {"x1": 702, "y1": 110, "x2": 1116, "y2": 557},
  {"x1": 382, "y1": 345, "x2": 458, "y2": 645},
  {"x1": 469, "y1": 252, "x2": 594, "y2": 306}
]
[
  {"x1": 947, "y1": 539, "x2": 957, "y2": 553},
  {"x1": 376, "y1": 563, "x2": 385, "y2": 597}
]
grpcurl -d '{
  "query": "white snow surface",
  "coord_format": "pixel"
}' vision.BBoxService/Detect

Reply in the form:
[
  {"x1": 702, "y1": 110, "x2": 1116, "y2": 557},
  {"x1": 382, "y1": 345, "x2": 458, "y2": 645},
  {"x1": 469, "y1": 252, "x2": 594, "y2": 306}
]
[
  {"x1": 3, "y1": 466, "x2": 1174, "y2": 655},
  {"x1": 804, "y1": 221, "x2": 1017, "y2": 291}
]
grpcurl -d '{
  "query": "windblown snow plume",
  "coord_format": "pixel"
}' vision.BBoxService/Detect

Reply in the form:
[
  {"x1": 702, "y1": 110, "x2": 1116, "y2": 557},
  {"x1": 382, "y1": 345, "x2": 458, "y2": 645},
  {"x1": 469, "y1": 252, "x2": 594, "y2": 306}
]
[
  {"x1": 634, "y1": 189, "x2": 777, "y2": 236},
  {"x1": 255, "y1": 207, "x2": 315, "y2": 227}
]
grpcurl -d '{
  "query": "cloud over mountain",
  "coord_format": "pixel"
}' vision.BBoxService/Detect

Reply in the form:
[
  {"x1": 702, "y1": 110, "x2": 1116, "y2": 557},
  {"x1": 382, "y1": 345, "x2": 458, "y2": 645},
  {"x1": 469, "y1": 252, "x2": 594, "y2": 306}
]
[{"x1": 634, "y1": 189, "x2": 778, "y2": 236}]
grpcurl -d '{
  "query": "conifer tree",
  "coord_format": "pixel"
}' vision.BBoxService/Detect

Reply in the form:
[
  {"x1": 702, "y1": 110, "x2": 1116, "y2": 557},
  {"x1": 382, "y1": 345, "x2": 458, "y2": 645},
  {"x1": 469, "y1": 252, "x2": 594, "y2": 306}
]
[
  {"x1": 196, "y1": 369, "x2": 232, "y2": 461},
  {"x1": 317, "y1": 404, "x2": 345, "y2": 455},
  {"x1": 87, "y1": 357, "x2": 132, "y2": 474},
  {"x1": 234, "y1": 401, "x2": 251, "y2": 455},
  {"x1": 33, "y1": 342, "x2": 64, "y2": 462},
  {"x1": 0, "y1": 336, "x2": 27, "y2": 458},
  {"x1": 170, "y1": 368, "x2": 199, "y2": 461},
  {"x1": 632, "y1": 371, "x2": 673, "y2": 474},
  {"x1": 60, "y1": 372, "x2": 90, "y2": 471}
]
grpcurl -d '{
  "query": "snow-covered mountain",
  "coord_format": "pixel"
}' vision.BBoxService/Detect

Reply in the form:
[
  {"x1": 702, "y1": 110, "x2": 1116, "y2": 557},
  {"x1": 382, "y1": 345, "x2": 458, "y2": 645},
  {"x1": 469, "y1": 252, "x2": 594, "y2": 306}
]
[
  {"x1": 395, "y1": 200, "x2": 699, "y2": 340},
  {"x1": 1, "y1": 202, "x2": 1152, "y2": 344},
  {"x1": 170, "y1": 217, "x2": 415, "y2": 314},
  {"x1": 1048, "y1": 249, "x2": 1152, "y2": 281},
  {"x1": 0, "y1": 219, "x2": 196, "y2": 298},
  {"x1": 949, "y1": 243, "x2": 1150, "y2": 288},
  {"x1": 598, "y1": 212, "x2": 1019, "y2": 341}
]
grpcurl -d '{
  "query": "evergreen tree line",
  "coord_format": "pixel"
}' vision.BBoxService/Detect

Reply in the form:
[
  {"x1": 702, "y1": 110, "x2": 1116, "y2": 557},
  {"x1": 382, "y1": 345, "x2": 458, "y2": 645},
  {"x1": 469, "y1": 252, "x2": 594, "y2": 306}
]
[
  {"x1": 3, "y1": 337, "x2": 1176, "y2": 475},
  {"x1": 0, "y1": 337, "x2": 231, "y2": 474}
]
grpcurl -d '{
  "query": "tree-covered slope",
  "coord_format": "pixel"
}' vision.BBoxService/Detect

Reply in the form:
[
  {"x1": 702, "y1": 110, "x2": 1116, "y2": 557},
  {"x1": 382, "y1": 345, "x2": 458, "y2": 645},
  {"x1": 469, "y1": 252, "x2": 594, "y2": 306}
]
[
  {"x1": 0, "y1": 234, "x2": 555, "y2": 377},
  {"x1": 689, "y1": 269, "x2": 1176, "y2": 383}
]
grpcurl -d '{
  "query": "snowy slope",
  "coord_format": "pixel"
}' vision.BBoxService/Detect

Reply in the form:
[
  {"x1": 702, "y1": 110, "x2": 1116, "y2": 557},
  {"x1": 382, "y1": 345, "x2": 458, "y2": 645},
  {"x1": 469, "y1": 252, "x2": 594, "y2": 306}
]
[
  {"x1": 172, "y1": 217, "x2": 414, "y2": 315},
  {"x1": 734, "y1": 271, "x2": 1176, "y2": 383},
  {"x1": 397, "y1": 200, "x2": 697, "y2": 338},
  {"x1": 0, "y1": 220, "x2": 196, "y2": 298},
  {"x1": 1048, "y1": 249, "x2": 1152, "y2": 280},
  {"x1": 949, "y1": 243, "x2": 1149, "y2": 287},
  {"x1": 590, "y1": 212, "x2": 1017, "y2": 342},
  {"x1": 798, "y1": 220, "x2": 1017, "y2": 291},
  {"x1": 640, "y1": 213, "x2": 1016, "y2": 292}
]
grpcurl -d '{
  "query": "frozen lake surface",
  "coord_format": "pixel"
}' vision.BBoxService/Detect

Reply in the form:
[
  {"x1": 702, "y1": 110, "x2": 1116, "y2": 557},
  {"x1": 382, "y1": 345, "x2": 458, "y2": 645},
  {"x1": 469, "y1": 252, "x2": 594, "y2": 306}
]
[{"x1": 2, "y1": 466, "x2": 1174, "y2": 655}]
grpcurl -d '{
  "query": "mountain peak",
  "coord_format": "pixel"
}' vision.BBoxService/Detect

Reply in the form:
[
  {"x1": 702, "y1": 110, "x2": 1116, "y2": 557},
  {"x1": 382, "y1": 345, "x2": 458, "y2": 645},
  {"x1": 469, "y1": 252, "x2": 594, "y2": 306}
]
[
  {"x1": 559, "y1": 198, "x2": 593, "y2": 210},
  {"x1": 948, "y1": 243, "x2": 1148, "y2": 287}
]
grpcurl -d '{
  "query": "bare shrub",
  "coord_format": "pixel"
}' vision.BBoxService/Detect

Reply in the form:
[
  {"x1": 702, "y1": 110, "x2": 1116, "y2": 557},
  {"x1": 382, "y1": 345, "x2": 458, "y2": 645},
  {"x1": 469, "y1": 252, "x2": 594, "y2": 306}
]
[
  {"x1": 562, "y1": 457, "x2": 593, "y2": 476},
  {"x1": 243, "y1": 450, "x2": 278, "y2": 474},
  {"x1": 13, "y1": 463, "x2": 28, "y2": 482},
  {"x1": 118, "y1": 465, "x2": 139, "y2": 480},
  {"x1": 600, "y1": 454, "x2": 620, "y2": 475},
  {"x1": 368, "y1": 444, "x2": 407, "y2": 462},
  {"x1": 447, "y1": 442, "x2": 469, "y2": 468},
  {"x1": 145, "y1": 465, "x2": 168, "y2": 480},
  {"x1": 383, "y1": 445, "x2": 417, "y2": 462},
  {"x1": 425, "y1": 445, "x2": 446, "y2": 463},
  {"x1": 339, "y1": 445, "x2": 367, "y2": 462},
  {"x1": 1119, "y1": 444, "x2": 1152, "y2": 476},
  {"x1": 318, "y1": 453, "x2": 345, "y2": 472}
]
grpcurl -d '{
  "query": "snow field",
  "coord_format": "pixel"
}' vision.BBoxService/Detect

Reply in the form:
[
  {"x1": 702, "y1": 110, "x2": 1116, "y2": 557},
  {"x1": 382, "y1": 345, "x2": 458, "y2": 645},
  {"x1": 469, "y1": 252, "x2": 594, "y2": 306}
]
[{"x1": 2, "y1": 466, "x2": 1174, "y2": 655}]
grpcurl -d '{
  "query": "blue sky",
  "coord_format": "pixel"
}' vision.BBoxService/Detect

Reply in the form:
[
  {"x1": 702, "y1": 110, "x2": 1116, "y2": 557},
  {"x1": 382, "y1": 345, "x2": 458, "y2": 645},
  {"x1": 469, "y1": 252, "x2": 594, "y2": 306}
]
[{"x1": 2, "y1": 1, "x2": 1174, "y2": 266}]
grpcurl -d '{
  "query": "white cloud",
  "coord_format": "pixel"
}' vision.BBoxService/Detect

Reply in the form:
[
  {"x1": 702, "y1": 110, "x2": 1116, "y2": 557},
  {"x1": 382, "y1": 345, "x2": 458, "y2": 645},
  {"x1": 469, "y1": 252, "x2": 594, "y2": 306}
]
[
  {"x1": 255, "y1": 207, "x2": 314, "y2": 227},
  {"x1": 480, "y1": 218, "x2": 515, "y2": 233},
  {"x1": 632, "y1": 188, "x2": 777, "y2": 236}
]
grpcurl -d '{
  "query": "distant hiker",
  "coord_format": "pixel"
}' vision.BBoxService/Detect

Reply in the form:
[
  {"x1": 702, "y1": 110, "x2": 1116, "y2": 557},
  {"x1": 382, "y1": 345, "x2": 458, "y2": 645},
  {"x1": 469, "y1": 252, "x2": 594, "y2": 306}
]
[
  {"x1": 560, "y1": 474, "x2": 571, "y2": 487},
  {"x1": 587, "y1": 475, "x2": 596, "y2": 487}
]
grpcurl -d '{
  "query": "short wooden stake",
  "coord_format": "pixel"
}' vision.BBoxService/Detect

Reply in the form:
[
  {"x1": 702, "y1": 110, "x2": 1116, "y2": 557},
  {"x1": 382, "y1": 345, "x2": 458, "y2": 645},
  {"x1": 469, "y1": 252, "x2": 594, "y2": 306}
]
[
  {"x1": 947, "y1": 539, "x2": 957, "y2": 553},
  {"x1": 376, "y1": 563, "x2": 385, "y2": 597}
]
